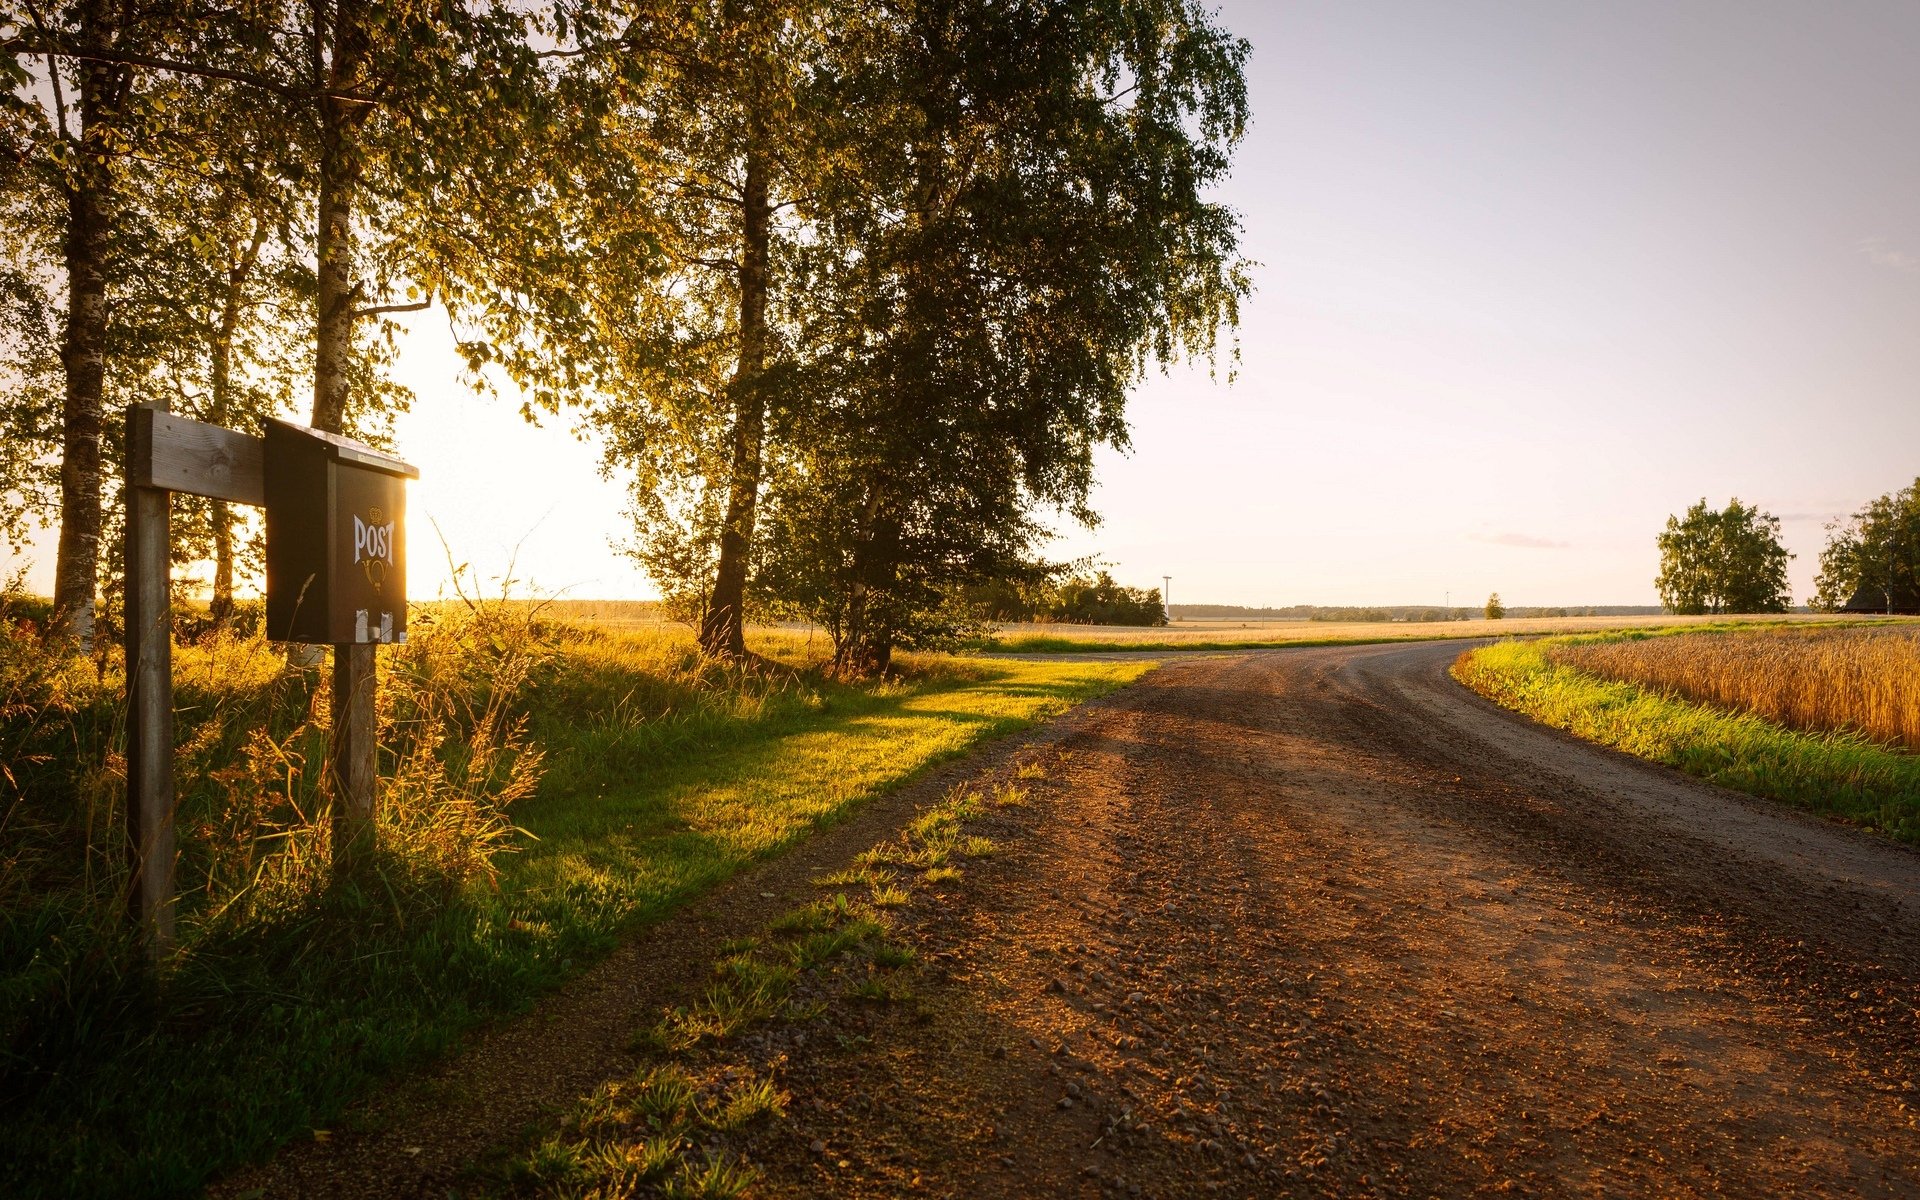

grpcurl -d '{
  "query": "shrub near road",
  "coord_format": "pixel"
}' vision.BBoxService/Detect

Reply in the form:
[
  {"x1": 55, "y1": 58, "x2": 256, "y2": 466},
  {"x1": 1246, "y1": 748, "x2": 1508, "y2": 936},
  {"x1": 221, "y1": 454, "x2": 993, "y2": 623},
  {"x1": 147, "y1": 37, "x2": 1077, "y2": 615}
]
[
  {"x1": 1453, "y1": 629, "x2": 1920, "y2": 845},
  {"x1": 0, "y1": 605, "x2": 1147, "y2": 1199}
]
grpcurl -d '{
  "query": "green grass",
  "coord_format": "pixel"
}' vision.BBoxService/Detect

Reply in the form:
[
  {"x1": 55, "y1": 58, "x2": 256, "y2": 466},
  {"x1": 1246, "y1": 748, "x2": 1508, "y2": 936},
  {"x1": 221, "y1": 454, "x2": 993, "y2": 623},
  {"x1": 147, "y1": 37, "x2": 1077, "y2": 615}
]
[
  {"x1": 500, "y1": 774, "x2": 1005, "y2": 1196},
  {"x1": 0, "y1": 616, "x2": 1147, "y2": 1199},
  {"x1": 504, "y1": 1063, "x2": 769, "y2": 1197},
  {"x1": 1453, "y1": 638, "x2": 1920, "y2": 844}
]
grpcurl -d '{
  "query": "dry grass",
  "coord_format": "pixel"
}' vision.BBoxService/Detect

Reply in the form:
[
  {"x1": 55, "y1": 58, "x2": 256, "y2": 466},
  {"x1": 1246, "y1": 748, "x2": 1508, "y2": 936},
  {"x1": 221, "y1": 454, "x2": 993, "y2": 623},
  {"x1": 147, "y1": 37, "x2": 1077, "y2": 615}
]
[
  {"x1": 425, "y1": 605, "x2": 1865, "y2": 653},
  {"x1": 1548, "y1": 624, "x2": 1920, "y2": 750},
  {"x1": 986, "y1": 612, "x2": 1860, "y2": 650}
]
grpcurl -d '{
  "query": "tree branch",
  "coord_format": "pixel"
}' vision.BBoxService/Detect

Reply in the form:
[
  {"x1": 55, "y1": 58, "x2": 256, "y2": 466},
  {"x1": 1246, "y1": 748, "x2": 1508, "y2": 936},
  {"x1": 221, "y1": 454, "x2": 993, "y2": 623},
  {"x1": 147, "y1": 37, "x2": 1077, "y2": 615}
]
[
  {"x1": 17, "y1": 0, "x2": 70, "y2": 142},
  {"x1": 3, "y1": 37, "x2": 314, "y2": 100},
  {"x1": 352, "y1": 297, "x2": 434, "y2": 319}
]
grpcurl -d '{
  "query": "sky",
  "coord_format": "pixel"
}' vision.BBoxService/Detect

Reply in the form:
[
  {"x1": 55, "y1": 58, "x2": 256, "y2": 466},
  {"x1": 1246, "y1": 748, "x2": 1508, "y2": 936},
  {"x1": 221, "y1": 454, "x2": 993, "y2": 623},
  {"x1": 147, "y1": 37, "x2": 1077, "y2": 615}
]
[{"x1": 10, "y1": 0, "x2": 1920, "y2": 608}]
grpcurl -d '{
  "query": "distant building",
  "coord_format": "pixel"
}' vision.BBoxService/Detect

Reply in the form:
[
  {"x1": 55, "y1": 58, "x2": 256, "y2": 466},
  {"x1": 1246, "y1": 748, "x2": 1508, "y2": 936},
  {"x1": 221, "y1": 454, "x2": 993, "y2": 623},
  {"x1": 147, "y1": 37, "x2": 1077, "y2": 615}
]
[{"x1": 1842, "y1": 581, "x2": 1920, "y2": 614}]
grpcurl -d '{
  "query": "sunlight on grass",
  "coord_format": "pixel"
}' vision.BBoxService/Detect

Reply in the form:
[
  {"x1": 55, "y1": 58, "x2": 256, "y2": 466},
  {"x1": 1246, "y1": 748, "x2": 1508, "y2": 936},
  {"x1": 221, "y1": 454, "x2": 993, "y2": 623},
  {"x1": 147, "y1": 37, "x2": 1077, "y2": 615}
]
[{"x1": 0, "y1": 612, "x2": 1149, "y2": 1199}]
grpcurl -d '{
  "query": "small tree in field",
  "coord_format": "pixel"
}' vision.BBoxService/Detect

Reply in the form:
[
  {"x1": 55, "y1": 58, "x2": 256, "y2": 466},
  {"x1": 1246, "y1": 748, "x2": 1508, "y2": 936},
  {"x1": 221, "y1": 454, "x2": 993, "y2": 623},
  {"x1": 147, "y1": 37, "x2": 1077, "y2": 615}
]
[
  {"x1": 1655, "y1": 498, "x2": 1792, "y2": 614},
  {"x1": 1484, "y1": 592, "x2": 1506, "y2": 620}
]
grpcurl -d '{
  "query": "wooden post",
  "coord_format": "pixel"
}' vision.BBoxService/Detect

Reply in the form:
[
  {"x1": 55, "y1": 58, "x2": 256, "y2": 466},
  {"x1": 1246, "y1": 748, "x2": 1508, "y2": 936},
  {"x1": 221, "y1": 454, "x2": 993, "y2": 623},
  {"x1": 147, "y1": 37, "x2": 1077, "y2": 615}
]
[
  {"x1": 124, "y1": 415, "x2": 176, "y2": 962},
  {"x1": 330, "y1": 643, "x2": 378, "y2": 865}
]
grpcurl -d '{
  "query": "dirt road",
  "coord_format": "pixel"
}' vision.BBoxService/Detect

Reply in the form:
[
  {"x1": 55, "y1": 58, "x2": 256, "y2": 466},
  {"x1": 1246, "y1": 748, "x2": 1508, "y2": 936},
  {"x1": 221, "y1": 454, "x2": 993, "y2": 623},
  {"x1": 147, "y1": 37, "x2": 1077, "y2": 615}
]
[
  {"x1": 227, "y1": 642, "x2": 1920, "y2": 1198},
  {"x1": 743, "y1": 642, "x2": 1920, "y2": 1198}
]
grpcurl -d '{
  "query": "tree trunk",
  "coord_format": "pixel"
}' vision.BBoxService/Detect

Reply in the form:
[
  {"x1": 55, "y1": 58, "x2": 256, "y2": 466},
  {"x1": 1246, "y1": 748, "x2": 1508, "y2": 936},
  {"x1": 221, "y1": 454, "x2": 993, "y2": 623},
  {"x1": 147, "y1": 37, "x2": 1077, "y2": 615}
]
[
  {"x1": 697, "y1": 142, "x2": 771, "y2": 659},
  {"x1": 835, "y1": 495, "x2": 901, "y2": 677},
  {"x1": 312, "y1": 0, "x2": 370, "y2": 435},
  {"x1": 207, "y1": 216, "x2": 264, "y2": 627},
  {"x1": 209, "y1": 501, "x2": 235, "y2": 625},
  {"x1": 50, "y1": 15, "x2": 125, "y2": 651}
]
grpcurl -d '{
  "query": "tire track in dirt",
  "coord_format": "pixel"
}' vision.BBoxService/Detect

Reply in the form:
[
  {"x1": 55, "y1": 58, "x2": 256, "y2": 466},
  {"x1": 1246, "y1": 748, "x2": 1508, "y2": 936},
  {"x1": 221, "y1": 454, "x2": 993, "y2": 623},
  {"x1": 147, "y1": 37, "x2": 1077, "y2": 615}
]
[{"x1": 743, "y1": 643, "x2": 1920, "y2": 1198}]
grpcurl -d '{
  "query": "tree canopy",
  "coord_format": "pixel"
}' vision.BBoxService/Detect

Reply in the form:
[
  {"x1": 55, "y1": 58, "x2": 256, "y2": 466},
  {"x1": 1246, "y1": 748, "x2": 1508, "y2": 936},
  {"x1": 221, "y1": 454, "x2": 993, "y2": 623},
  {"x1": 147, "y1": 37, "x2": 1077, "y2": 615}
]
[
  {"x1": 1811, "y1": 478, "x2": 1920, "y2": 612},
  {"x1": 750, "y1": 0, "x2": 1250, "y2": 672},
  {"x1": 1655, "y1": 498, "x2": 1792, "y2": 615}
]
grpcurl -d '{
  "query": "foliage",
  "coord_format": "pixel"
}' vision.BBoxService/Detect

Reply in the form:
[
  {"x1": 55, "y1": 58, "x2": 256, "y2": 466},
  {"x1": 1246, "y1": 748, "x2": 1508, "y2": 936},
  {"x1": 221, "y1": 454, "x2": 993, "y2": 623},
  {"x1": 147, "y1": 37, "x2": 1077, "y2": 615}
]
[
  {"x1": 1484, "y1": 592, "x2": 1505, "y2": 620},
  {"x1": 449, "y1": 1, "x2": 838, "y2": 658},
  {"x1": 1654, "y1": 498, "x2": 1792, "y2": 615},
  {"x1": 8, "y1": 0, "x2": 1250, "y2": 673},
  {"x1": 1811, "y1": 477, "x2": 1920, "y2": 612},
  {"x1": 0, "y1": 607, "x2": 1144, "y2": 1197},
  {"x1": 1, "y1": 0, "x2": 568, "y2": 642},
  {"x1": 746, "y1": 0, "x2": 1250, "y2": 674},
  {"x1": 1453, "y1": 635, "x2": 1920, "y2": 845},
  {"x1": 0, "y1": 153, "x2": 60, "y2": 546}
]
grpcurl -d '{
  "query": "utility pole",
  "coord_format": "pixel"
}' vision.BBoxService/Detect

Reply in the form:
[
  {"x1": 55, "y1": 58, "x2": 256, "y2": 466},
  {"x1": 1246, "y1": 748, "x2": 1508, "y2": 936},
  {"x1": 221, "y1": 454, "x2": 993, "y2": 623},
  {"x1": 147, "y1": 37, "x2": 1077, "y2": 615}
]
[{"x1": 1163, "y1": 575, "x2": 1172, "y2": 622}]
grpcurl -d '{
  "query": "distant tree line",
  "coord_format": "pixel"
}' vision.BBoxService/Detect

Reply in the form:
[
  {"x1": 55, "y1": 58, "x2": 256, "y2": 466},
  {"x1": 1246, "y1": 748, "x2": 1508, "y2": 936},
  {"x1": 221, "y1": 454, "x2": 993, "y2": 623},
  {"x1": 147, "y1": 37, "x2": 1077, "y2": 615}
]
[
  {"x1": 967, "y1": 569, "x2": 1166, "y2": 627},
  {"x1": 1305, "y1": 606, "x2": 1469, "y2": 623},
  {"x1": 1, "y1": 0, "x2": 1251, "y2": 675},
  {"x1": 1167, "y1": 603, "x2": 1655, "y2": 622}
]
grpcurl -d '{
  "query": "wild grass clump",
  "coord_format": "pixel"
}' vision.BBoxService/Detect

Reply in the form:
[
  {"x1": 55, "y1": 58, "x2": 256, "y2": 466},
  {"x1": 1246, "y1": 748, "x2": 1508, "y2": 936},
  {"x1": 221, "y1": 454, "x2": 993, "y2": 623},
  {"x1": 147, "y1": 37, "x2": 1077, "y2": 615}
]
[
  {"x1": 0, "y1": 595, "x2": 552, "y2": 1191},
  {"x1": 1454, "y1": 638, "x2": 1920, "y2": 844},
  {"x1": 505, "y1": 1063, "x2": 772, "y2": 1198},
  {"x1": 1546, "y1": 623, "x2": 1920, "y2": 750}
]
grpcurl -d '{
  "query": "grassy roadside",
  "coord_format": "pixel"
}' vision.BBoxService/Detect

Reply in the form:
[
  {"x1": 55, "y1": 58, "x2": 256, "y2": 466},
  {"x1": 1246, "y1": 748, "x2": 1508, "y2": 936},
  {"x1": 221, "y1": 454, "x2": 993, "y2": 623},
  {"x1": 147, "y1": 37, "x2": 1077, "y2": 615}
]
[
  {"x1": 1452, "y1": 638, "x2": 1920, "y2": 845},
  {"x1": 0, "y1": 620, "x2": 1150, "y2": 1200}
]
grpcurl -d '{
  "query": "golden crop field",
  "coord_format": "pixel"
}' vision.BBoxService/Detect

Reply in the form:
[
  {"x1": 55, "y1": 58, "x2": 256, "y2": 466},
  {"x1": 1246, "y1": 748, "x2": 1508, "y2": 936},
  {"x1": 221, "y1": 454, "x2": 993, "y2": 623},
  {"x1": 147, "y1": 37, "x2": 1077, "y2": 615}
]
[{"x1": 1549, "y1": 623, "x2": 1920, "y2": 750}]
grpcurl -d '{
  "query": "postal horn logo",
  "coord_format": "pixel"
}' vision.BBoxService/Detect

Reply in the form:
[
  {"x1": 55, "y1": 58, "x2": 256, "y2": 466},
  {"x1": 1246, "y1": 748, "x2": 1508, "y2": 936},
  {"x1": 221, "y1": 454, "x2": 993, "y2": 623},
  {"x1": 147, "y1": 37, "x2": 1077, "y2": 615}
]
[{"x1": 352, "y1": 507, "x2": 396, "y2": 594}]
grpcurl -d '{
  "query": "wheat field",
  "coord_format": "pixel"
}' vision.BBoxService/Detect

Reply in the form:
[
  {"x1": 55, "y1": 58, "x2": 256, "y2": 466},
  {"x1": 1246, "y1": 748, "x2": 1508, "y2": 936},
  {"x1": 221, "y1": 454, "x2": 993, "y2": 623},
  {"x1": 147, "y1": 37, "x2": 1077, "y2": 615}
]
[{"x1": 1549, "y1": 624, "x2": 1920, "y2": 750}]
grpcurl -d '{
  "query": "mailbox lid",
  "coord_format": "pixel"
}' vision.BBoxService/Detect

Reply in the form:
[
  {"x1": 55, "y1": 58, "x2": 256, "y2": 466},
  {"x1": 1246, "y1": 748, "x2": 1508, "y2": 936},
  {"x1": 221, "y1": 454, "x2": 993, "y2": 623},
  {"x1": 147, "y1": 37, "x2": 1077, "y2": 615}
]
[{"x1": 265, "y1": 419, "x2": 420, "y2": 480}]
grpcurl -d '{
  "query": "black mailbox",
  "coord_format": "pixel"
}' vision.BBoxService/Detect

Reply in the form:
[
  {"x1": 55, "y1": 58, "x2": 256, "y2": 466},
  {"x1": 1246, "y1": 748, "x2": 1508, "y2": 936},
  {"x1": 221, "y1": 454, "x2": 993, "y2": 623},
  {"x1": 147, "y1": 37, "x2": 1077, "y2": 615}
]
[{"x1": 264, "y1": 420, "x2": 419, "y2": 645}]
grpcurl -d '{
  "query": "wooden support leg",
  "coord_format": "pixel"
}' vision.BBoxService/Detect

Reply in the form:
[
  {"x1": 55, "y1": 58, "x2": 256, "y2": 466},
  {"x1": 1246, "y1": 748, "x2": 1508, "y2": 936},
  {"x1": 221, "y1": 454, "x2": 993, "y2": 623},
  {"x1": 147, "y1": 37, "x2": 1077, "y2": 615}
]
[
  {"x1": 330, "y1": 642, "x2": 378, "y2": 867},
  {"x1": 125, "y1": 482, "x2": 176, "y2": 962}
]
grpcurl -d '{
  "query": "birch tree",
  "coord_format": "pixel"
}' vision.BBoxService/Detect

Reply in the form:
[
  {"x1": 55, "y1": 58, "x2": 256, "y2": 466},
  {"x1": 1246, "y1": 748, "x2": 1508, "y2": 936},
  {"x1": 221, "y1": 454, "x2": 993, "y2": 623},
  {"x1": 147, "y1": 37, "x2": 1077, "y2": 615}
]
[
  {"x1": 1655, "y1": 498, "x2": 1792, "y2": 615},
  {"x1": 4, "y1": 0, "x2": 564, "y2": 640},
  {"x1": 761, "y1": 0, "x2": 1251, "y2": 674},
  {"x1": 488, "y1": 0, "x2": 822, "y2": 659}
]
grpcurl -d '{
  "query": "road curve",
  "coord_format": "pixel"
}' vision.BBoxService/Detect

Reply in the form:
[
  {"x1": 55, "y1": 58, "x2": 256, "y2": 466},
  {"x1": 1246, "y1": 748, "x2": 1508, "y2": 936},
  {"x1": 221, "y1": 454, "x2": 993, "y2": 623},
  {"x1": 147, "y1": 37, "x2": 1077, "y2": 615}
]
[
  {"x1": 750, "y1": 640, "x2": 1920, "y2": 1198},
  {"x1": 220, "y1": 640, "x2": 1920, "y2": 1199}
]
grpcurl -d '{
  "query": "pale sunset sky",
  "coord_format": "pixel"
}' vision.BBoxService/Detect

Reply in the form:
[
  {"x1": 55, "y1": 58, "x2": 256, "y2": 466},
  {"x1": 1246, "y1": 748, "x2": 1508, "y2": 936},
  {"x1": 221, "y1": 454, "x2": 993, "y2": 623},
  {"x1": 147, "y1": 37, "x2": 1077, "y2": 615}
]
[{"x1": 10, "y1": 0, "x2": 1920, "y2": 608}]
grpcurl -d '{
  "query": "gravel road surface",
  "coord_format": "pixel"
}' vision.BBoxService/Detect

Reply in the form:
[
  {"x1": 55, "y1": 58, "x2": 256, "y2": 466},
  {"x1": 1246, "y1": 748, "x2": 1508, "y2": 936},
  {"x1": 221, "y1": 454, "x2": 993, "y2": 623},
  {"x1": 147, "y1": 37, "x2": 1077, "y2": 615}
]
[
  {"x1": 749, "y1": 641, "x2": 1920, "y2": 1197},
  {"x1": 223, "y1": 642, "x2": 1920, "y2": 1198}
]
